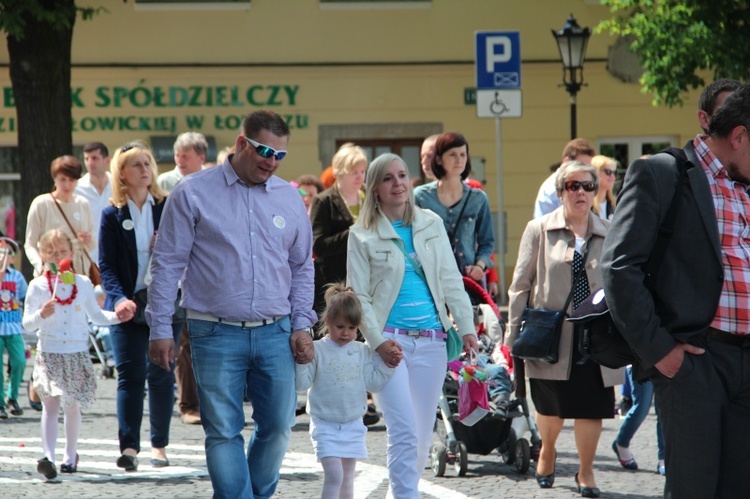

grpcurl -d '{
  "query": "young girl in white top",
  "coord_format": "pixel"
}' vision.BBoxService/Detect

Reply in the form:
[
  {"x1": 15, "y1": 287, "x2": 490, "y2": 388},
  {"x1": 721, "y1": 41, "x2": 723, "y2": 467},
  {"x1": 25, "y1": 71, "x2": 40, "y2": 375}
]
[
  {"x1": 23, "y1": 229, "x2": 128, "y2": 480},
  {"x1": 295, "y1": 284, "x2": 396, "y2": 499}
]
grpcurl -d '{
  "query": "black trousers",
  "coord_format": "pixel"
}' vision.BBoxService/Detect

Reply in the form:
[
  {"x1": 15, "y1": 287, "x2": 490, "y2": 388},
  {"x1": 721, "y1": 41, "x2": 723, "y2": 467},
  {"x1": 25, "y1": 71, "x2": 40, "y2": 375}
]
[{"x1": 652, "y1": 330, "x2": 750, "y2": 499}]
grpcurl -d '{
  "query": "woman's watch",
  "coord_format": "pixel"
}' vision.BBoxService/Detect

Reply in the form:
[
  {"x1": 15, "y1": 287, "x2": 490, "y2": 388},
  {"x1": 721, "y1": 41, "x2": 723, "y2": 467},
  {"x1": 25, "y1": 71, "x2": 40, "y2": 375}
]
[
  {"x1": 476, "y1": 261, "x2": 486, "y2": 271},
  {"x1": 300, "y1": 326, "x2": 314, "y2": 338}
]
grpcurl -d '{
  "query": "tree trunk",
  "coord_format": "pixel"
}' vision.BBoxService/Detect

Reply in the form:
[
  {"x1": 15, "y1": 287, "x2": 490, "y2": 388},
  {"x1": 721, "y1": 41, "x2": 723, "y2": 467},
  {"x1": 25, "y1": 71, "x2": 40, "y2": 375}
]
[{"x1": 6, "y1": 0, "x2": 76, "y2": 280}]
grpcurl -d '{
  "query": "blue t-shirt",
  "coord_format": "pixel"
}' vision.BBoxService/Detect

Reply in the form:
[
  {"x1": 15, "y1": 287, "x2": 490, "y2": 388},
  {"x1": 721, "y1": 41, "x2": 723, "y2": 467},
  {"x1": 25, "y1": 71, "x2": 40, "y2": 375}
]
[
  {"x1": 385, "y1": 221, "x2": 442, "y2": 331},
  {"x1": 0, "y1": 267, "x2": 27, "y2": 336}
]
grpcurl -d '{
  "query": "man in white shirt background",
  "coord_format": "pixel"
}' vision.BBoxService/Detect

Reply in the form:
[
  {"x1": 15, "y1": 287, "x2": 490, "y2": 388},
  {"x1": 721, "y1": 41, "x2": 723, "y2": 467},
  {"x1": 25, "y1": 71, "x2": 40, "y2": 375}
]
[
  {"x1": 157, "y1": 132, "x2": 207, "y2": 192},
  {"x1": 75, "y1": 142, "x2": 111, "y2": 264}
]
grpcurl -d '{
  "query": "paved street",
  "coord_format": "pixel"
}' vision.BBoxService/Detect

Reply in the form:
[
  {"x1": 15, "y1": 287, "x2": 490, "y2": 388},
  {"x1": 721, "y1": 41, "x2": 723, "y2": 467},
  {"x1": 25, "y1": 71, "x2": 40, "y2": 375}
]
[{"x1": 1, "y1": 363, "x2": 667, "y2": 498}]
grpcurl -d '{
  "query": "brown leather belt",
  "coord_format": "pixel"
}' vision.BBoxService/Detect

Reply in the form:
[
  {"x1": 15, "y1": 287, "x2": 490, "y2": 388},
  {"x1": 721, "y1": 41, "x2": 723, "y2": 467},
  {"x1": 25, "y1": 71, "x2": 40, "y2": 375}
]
[{"x1": 708, "y1": 328, "x2": 750, "y2": 348}]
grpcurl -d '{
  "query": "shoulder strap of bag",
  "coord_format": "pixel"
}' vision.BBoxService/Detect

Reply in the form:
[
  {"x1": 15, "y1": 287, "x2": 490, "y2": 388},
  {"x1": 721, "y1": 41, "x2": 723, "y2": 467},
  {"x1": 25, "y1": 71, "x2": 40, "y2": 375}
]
[
  {"x1": 448, "y1": 188, "x2": 473, "y2": 243},
  {"x1": 51, "y1": 194, "x2": 97, "y2": 268},
  {"x1": 392, "y1": 238, "x2": 427, "y2": 283},
  {"x1": 643, "y1": 148, "x2": 694, "y2": 289}
]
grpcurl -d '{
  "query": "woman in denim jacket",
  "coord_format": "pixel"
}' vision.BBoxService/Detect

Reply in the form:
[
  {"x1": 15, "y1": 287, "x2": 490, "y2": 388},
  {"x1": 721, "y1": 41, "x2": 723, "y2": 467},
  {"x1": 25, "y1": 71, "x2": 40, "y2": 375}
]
[{"x1": 414, "y1": 132, "x2": 495, "y2": 286}]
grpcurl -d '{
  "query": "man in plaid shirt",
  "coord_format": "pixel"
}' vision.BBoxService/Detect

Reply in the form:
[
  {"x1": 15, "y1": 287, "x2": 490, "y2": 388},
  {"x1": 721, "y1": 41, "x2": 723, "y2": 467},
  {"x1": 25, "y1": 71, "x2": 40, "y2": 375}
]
[{"x1": 602, "y1": 84, "x2": 750, "y2": 499}]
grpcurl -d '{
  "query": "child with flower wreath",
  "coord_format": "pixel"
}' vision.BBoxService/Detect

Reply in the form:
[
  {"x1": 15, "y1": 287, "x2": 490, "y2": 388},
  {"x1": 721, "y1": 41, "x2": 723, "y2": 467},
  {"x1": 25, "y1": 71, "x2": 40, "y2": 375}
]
[{"x1": 22, "y1": 229, "x2": 130, "y2": 479}]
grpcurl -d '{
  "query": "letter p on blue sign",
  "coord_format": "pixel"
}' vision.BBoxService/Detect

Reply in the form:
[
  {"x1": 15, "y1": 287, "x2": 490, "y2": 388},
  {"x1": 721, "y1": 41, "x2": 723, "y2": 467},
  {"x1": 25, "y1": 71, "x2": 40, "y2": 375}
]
[{"x1": 475, "y1": 31, "x2": 521, "y2": 90}]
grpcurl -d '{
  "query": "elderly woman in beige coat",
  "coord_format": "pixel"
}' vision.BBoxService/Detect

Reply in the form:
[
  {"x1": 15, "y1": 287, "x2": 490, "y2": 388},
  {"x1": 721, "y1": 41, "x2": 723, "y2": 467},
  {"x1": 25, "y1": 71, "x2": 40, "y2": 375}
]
[{"x1": 505, "y1": 161, "x2": 622, "y2": 498}]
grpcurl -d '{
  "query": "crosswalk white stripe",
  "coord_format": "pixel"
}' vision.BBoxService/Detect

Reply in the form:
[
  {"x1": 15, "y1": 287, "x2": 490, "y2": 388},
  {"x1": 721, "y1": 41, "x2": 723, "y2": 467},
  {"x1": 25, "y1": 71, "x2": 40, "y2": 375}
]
[{"x1": 0, "y1": 439, "x2": 470, "y2": 497}]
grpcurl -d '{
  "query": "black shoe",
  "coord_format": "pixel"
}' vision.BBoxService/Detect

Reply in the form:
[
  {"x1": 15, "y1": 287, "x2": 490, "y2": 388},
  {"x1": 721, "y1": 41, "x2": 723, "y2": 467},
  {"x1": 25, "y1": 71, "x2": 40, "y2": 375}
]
[
  {"x1": 575, "y1": 472, "x2": 601, "y2": 498},
  {"x1": 7, "y1": 398, "x2": 23, "y2": 416},
  {"x1": 0, "y1": 406, "x2": 7, "y2": 419},
  {"x1": 60, "y1": 454, "x2": 79, "y2": 473},
  {"x1": 363, "y1": 403, "x2": 380, "y2": 426},
  {"x1": 37, "y1": 457, "x2": 58, "y2": 479},
  {"x1": 116, "y1": 454, "x2": 138, "y2": 471},
  {"x1": 535, "y1": 450, "x2": 556, "y2": 489}
]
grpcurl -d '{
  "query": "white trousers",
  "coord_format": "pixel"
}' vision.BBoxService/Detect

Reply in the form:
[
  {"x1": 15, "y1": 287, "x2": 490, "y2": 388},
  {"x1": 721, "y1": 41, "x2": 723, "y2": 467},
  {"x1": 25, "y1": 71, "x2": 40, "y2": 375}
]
[{"x1": 375, "y1": 332, "x2": 447, "y2": 499}]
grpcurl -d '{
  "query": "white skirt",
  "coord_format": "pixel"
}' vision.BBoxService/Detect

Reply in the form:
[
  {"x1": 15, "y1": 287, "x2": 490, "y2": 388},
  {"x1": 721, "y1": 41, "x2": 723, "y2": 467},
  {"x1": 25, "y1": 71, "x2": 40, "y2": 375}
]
[{"x1": 309, "y1": 416, "x2": 368, "y2": 460}]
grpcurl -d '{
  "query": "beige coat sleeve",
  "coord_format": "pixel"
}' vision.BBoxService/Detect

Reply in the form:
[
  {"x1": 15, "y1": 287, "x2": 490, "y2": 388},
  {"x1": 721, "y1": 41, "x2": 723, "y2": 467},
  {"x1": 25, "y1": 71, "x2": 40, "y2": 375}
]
[{"x1": 504, "y1": 219, "x2": 541, "y2": 348}]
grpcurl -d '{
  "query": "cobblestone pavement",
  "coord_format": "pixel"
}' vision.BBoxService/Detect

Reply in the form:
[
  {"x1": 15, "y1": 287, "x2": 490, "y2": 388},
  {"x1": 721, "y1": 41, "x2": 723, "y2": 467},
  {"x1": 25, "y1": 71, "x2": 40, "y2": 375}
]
[{"x1": 1, "y1": 364, "x2": 666, "y2": 498}]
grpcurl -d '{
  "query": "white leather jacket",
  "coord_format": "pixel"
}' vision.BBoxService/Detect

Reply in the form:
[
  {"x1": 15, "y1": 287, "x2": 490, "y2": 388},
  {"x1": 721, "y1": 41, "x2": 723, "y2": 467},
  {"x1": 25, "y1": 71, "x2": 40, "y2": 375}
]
[{"x1": 347, "y1": 207, "x2": 475, "y2": 352}]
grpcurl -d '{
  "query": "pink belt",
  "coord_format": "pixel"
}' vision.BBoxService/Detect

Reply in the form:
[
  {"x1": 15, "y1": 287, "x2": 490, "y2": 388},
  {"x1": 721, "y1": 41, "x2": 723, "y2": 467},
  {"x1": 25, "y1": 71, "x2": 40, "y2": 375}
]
[{"x1": 383, "y1": 326, "x2": 447, "y2": 340}]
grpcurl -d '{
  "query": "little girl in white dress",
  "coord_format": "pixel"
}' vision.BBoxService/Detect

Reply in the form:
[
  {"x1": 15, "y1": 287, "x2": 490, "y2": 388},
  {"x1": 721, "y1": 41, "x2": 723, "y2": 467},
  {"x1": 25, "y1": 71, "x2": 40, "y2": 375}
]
[{"x1": 295, "y1": 284, "x2": 395, "y2": 499}]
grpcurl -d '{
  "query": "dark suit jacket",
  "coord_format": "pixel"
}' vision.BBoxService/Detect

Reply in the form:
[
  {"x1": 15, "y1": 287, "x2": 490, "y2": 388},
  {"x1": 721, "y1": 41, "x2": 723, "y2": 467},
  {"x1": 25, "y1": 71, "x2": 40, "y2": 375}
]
[
  {"x1": 99, "y1": 200, "x2": 165, "y2": 311},
  {"x1": 601, "y1": 141, "x2": 723, "y2": 371},
  {"x1": 309, "y1": 185, "x2": 355, "y2": 313}
]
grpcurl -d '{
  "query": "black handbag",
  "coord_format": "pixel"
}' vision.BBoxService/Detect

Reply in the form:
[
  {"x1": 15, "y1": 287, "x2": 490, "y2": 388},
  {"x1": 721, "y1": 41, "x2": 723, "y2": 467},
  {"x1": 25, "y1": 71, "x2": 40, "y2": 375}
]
[
  {"x1": 511, "y1": 247, "x2": 588, "y2": 364},
  {"x1": 567, "y1": 288, "x2": 634, "y2": 369}
]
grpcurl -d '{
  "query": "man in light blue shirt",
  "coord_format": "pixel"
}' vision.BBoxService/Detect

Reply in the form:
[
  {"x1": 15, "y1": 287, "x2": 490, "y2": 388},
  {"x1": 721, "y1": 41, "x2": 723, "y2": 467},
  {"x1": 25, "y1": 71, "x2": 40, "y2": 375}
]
[{"x1": 147, "y1": 110, "x2": 316, "y2": 499}]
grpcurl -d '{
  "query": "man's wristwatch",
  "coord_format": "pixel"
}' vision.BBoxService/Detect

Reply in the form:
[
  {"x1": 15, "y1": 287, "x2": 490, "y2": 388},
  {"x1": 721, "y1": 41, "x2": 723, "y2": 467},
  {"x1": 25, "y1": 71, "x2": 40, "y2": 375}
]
[{"x1": 300, "y1": 327, "x2": 314, "y2": 338}]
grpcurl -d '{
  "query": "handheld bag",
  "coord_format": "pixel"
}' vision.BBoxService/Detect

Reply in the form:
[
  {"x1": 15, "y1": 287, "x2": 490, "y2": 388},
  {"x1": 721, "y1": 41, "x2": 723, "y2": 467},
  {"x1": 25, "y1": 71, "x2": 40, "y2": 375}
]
[
  {"x1": 457, "y1": 354, "x2": 490, "y2": 426},
  {"x1": 567, "y1": 288, "x2": 635, "y2": 369}
]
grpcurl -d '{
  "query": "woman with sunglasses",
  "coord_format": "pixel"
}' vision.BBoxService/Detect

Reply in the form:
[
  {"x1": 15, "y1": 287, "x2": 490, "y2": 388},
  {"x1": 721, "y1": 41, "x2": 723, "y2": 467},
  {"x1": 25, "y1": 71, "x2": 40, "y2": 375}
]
[
  {"x1": 591, "y1": 155, "x2": 618, "y2": 220},
  {"x1": 505, "y1": 161, "x2": 622, "y2": 498},
  {"x1": 99, "y1": 143, "x2": 181, "y2": 471}
]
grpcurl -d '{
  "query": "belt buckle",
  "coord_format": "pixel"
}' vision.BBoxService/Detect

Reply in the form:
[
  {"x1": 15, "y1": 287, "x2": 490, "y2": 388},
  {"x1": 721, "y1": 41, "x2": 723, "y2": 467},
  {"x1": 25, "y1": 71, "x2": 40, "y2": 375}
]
[{"x1": 406, "y1": 330, "x2": 421, "y2": 337}]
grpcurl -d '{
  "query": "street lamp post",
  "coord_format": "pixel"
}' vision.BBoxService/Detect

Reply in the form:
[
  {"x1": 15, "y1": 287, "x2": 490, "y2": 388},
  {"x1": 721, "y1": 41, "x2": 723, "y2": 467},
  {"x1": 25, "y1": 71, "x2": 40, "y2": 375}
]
[{"x1": 552, "y1": 14, "x2": 591, "y2": 140}]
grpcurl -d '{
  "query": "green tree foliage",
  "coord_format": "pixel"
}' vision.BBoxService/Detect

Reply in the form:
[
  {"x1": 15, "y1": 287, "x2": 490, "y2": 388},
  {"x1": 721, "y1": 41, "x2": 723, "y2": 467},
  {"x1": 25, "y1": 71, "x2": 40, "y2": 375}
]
[
  {"x1": 0, "y1": 0, "x2": 103, "y2": 278},
  {"x1": 598, "y1": 0, "x2": 750, "y2": 107}
]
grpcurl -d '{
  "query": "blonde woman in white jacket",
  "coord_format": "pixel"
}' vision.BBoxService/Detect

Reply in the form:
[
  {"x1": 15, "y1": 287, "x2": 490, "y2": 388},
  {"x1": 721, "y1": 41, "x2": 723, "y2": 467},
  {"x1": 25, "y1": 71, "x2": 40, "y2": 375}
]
[{"x1": 347, "y1": 153, "x2": 478, "y2": 498}]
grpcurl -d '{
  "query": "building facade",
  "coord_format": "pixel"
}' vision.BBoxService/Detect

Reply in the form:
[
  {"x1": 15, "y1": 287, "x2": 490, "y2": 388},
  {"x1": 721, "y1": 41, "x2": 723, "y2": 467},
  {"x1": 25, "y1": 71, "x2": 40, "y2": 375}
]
[{"x1": 0, "y1": 0, "x2": 706, "y2": 285}]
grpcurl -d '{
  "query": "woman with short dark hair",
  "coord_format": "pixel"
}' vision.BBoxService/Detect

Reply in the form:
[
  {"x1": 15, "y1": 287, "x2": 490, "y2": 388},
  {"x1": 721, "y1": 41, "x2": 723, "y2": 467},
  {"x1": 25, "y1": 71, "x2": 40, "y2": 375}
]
[
  {"x1": 25, "y1": 155, "x2": 95, "y2": 277},
  {"x1": 414, "y1": 132, "x2": 495, "y2": 286}
]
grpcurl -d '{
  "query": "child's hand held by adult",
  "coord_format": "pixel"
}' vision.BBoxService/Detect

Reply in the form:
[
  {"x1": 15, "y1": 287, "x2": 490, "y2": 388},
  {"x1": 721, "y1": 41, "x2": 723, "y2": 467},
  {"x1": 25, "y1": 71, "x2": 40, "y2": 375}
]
[{"x1": 291, "y1": 330, "x2": 314, "y2": 364}]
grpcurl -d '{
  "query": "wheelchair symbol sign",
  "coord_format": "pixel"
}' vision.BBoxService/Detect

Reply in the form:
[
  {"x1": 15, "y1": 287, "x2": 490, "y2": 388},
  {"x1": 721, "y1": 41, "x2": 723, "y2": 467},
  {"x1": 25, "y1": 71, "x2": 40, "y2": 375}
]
[{"x1": 476, "y1": 89, "x2": 522, "y2": 119}]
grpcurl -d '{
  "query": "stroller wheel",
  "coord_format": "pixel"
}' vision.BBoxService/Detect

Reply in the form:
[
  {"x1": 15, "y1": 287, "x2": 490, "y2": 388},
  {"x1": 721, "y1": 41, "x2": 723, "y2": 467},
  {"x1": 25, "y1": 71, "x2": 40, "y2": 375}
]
[
  {"x1": 454, "y1": 441, "x2": 469, "y2": 477},
  {"x1": 429, "y1": 442, "x2": 447, "y2": 477},
  {"x1": 499, "y1": 429, "x2": 517, "y2": 465},
  {"x1": 514, "y1": 438, "x2": 531, "y2": 474}
]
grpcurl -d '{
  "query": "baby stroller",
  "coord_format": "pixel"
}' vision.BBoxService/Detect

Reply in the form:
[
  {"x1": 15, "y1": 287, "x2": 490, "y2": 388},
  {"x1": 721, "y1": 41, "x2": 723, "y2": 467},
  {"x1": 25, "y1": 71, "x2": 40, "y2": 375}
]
[{"x1": 429, "y1": 278, "x2": 541, "y2": 477}]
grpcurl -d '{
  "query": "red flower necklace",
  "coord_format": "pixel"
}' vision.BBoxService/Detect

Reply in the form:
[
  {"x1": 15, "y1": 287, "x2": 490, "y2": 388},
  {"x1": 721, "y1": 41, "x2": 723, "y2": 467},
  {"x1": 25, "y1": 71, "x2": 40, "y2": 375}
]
[{"x1": 45, "y1": 271, "x2": 77, "y2": 305}]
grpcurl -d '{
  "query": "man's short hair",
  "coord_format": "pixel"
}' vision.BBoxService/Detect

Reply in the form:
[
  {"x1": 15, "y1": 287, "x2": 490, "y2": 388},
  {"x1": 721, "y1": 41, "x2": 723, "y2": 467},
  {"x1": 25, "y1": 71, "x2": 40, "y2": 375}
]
[
  {"x1": 173, "y1": 132, "x2": 208, "y2": 157},
  {"x1": 699, "y1": 79, "x2": 742, "y2": 115},
  {"x1": 562, "y1": 138, "x2": 596, "y2": 161},
  {"x1": 83, "y1": 142, "x2": 109, "y2": 158},
  {"x1": 709, "y1": 83, "x2": 750, "y2": 138},
  {"x1": 241, "y1": 111, "x2": 290, "y2": 140}
]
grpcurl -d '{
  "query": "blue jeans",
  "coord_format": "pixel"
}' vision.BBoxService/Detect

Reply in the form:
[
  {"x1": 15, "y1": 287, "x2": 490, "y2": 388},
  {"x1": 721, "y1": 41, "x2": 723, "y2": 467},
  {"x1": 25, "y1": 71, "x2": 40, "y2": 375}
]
[
  {"x1": 110, "y1": 320, "x2": 182, "y2": 452},
  {"x1": 189, "y1": 316, "x2": 296, "y2": 499},
  {"x1": 616, "y1": 365, "x2": 665, "y2": 459},
  {"x1": 485, "y1": 363, "x2": 512, "y2": 401}
]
